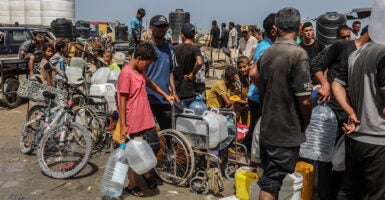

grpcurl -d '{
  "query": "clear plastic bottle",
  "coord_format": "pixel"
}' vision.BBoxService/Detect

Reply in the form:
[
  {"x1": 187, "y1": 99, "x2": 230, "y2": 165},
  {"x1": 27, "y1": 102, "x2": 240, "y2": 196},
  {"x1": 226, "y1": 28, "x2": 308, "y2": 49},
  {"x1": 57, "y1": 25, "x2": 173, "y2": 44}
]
[
  {"x1": 100, "y1": 143, "x2": 129, "y2": 198},
  {"x1": 300, "y1": 104, "x2": 338, "y2": 162},
  {"x1": 188, "y1": 95, "x2": 207, "y2": 116}
]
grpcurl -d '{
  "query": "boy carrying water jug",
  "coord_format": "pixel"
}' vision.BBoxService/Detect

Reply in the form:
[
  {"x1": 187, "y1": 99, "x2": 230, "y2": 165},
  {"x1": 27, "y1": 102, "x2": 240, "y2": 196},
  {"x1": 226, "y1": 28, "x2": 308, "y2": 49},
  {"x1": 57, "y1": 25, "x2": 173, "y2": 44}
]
[{"x1": 117, "y1": 42, "x2": 174, "y2": 197}]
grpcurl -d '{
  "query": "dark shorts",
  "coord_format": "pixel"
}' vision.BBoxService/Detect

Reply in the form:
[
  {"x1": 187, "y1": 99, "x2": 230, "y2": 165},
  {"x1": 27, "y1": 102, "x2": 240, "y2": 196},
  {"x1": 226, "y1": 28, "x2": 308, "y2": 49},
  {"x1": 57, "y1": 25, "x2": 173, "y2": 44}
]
[
  {"x1": 150, "y1": 104, "x2": 172, "y2": 130},
  {"x1": 129, "y1": 127, "x2": 160, "y2": 154},
  {"x1": 257, "y1": 140, "x2": 299, "y2": 193},
  {"x1": 337, "y1": 136, "x2": 385, "y2": 200}
]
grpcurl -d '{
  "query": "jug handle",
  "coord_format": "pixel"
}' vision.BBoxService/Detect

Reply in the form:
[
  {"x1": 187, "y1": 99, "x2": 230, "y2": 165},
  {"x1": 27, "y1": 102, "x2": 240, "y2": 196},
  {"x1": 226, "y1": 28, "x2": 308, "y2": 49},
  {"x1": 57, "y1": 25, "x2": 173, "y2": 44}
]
[{"x1": 183, "y1": 108, "x2": 195, "y2": 115}]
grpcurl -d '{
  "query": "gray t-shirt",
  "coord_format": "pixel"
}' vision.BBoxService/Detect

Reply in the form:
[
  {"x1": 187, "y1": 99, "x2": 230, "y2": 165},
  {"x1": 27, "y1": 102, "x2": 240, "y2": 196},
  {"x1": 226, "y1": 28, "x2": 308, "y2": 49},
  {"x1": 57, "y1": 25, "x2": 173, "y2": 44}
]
[
  {"x1": 258, "y1": 37, "x2": 312, "y2": 147},
  {"x1": 334, "y1": 42, "x2": 385, "y2": 145},
  {"x1": 227, "y1": 28, "x2": 238, "y2": 48}
]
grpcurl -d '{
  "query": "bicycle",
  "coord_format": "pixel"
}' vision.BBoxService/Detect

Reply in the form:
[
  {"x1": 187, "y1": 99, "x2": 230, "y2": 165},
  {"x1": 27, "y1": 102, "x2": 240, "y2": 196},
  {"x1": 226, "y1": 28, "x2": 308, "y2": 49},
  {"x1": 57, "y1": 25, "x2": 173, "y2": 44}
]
[{"x1": 18, "y1": 79, "x2": 93, "y2": 179}]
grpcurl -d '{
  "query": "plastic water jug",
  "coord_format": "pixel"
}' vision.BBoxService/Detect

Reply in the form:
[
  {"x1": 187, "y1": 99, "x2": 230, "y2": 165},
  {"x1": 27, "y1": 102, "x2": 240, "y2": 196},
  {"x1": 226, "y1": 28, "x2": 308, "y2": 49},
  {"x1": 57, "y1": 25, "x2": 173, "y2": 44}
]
[
  {"x1": 100, "y1": 143, "x2": 129, "y2": 198},
  {"x1": 188, "y1": 95, "x2": 207, "y2": 116},
  {"x1": 369, "y1": 0, "x2": 385, "y2": 45},
  {"x1": 125, "y1": 138, "x2": 157, "y2": 175},
  {"x1": 236, "y1": 170, "x2": 259, "y2": 200},
  {"x1": 300, "y1": 104, "x2": 337, "y2": 162}
]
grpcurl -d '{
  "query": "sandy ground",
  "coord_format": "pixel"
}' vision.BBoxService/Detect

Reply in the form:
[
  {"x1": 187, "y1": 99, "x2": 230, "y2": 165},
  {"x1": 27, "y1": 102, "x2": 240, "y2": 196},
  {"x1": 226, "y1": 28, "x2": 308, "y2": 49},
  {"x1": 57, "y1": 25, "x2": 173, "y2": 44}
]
[{"x1": 0, "y1": 102, "x2": 236, "y2": 200}]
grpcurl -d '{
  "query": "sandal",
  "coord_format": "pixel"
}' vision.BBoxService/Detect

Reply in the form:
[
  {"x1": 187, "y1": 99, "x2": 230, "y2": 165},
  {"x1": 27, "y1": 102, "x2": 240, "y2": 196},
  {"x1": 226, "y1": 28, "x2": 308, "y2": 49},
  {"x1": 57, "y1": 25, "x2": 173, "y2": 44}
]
[
  {"x1": 125, "y1": 186, "x2": 144, "y2": 197},
  {"x1": 144, "y1": 175, "x2": 157, "y2": 189}
]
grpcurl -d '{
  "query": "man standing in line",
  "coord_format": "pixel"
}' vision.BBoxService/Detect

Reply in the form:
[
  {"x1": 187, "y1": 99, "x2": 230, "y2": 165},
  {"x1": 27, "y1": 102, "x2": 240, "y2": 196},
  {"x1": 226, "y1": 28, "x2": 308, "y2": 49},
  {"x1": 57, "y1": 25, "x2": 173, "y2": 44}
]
[
  {"x1": 254, "y1": 7, "x2": 312, "y2": 200},
  {"x1": 146, "y1": 15, "x2": 179, "y2": 130},
  {"x1": 300, "y1": 22, "x2": 325, "y2": 61},
  {"x1": 129, "y1": 8, "x2": 146, "y2": 48},
  {"x1": 220, "y1": 22, "x2": 229, "y2": 49},
  {"x1": 227, "y1": 22, "x2": 238, "y2": 49},
  {"x1": 350, "y1": 21, "x2": 361, "y2": 40},
  {"x1": 332, "y1": 31, "x2": 385, "y2": 200},
  {"x1": 174, "y1": 23, "x2": 203, "y2": 100},
  {"x1": 310, "y1": 25, "x2": 370, "y2": 200},
  {"x1": 209, "y1": 20, "x2": 220, "y2": 48},
  {"x1": 238, "y1": 25, "x2": 258, "y2": 61},
  {"x1": 246, "y1": 13, "x2": 277, "y2": 152}
]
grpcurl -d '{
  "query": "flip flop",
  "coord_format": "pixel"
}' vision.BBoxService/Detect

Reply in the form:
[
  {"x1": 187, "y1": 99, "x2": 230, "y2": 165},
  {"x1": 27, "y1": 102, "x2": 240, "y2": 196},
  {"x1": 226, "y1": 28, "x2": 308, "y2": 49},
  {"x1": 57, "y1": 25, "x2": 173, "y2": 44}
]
[{"x1": 125, "y1": 186, "x2": 144, "y2": 197}]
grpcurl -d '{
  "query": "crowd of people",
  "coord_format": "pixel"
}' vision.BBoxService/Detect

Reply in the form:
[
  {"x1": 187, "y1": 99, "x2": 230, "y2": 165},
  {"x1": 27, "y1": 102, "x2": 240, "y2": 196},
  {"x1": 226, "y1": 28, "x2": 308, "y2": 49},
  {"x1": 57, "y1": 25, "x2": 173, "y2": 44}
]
[{"x1": 17, "y1": 5, "x2": 385, "y2": 200}]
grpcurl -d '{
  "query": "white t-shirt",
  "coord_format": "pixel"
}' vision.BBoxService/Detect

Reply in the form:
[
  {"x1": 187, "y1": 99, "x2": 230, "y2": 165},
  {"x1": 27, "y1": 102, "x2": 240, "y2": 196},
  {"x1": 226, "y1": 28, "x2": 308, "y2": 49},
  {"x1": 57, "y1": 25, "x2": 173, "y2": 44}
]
[
  {"x1": 238, "y1": 35, "x2": 258, "y2": 58},
  {"x1": 227, "y1": 28, "x2": 238, "y2": 48}
]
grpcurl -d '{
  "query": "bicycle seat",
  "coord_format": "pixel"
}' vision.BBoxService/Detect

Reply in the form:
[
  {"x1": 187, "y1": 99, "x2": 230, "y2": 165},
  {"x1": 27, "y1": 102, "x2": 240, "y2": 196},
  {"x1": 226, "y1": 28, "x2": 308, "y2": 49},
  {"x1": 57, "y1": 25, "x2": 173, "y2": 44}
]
[{"x1": 43, "y1": 91, "x2": 56, "y2": 99}]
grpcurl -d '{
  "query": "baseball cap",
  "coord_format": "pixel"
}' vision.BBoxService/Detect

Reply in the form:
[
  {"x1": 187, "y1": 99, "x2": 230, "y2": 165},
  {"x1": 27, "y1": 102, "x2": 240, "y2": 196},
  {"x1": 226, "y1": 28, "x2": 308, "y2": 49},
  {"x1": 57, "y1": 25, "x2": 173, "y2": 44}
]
[
  {"x1": 241, "y1": 25, "x2": 249, "y2": 32},
  {"x1": 181, "y1": 23, "x2": 196, "y2": 39},
  {"x1": 150, "y1": 15, "x2": 169, "y2": 26}
]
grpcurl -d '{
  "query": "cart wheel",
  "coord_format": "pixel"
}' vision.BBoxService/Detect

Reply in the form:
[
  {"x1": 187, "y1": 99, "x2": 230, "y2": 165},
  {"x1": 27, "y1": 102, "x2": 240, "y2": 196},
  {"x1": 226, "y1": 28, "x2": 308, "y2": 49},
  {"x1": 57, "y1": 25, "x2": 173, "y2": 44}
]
[
  {"x1": 224, "y1": 161, "x2": 238, "y2": 180},
  {"x1": 155, "y1": 129, "x2": 195, "y2": 186},
  {"x1": 2, "y1": 77, "x2": 22, "y2": 108},
  {"x1": 189, "y1": 177, "x2": 209, "y2": 194}
]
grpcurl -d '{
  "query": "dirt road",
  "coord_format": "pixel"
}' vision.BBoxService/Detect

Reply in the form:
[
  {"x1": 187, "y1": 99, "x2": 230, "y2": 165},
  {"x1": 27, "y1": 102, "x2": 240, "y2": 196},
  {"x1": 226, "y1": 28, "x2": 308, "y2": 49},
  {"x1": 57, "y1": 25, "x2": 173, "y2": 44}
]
[{"x1": 0, "y1": 103, "x2": 236, "y2": 200}]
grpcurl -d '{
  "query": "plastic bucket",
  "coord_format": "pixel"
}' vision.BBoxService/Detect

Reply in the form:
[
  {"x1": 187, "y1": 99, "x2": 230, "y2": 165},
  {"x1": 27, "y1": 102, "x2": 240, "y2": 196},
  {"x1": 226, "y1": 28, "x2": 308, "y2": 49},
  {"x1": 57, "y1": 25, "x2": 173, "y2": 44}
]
[
  {"x1": 249, "y1": 172, "x2": 303, "y2": 200},
  {"x1": 236, "y1": 170, "x2": 258, "y2": 200}
]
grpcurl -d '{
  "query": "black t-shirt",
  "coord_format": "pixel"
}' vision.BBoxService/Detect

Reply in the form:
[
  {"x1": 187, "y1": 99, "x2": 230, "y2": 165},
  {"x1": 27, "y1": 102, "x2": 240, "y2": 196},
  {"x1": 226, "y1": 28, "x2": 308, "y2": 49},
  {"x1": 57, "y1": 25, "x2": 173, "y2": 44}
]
[
  {"x1": 174, "y1": 43, "x2": 202, "y2": 98},
  {"x1": 311, "y1": 40, "x2": 356, "y2": 113},
  {"x1": 220, "y1": 29, "x2": 229, "y2": 48},
  {"x1": 300, "y1": 39, "x2": 324, "y2": 61},
  {"x1": 258, "y1": 38, "x2": 312, "y2": 147},
  {"x1": 210, "y1": 26, "x2": 220, "y2": 48}
]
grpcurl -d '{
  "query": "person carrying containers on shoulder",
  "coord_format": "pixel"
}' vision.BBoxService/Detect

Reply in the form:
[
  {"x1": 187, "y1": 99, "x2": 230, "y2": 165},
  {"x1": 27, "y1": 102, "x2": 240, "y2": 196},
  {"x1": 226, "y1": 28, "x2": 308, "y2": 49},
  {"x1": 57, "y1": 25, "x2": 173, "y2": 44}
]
[
  {"x1": 117, "y1": 42, "x2": 174, "y2": 197},
  {"x1": 18, "y1": 34, "x2": 45, "y2": 76},
  {"x1": 252, "y1": 7, "x2": 313, "y2": 200}
]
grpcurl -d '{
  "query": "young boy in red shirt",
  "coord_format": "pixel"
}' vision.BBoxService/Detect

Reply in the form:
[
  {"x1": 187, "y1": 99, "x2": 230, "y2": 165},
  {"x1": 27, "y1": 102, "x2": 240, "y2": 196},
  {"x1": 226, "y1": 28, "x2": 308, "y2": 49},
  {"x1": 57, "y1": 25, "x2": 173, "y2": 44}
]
[{"x1": 117, "y1": 42, "x2": 174, "y2": 197}]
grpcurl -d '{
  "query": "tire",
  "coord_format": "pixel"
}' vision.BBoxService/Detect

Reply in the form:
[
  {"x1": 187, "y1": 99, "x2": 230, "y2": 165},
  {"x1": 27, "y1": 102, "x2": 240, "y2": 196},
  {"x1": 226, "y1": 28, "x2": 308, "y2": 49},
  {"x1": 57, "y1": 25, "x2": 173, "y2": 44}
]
[
  {"x1": 2, "y1": 77, "x2": 22, "y2": 108},
  {"x1": 37, "y1": 122, "x2": 92, "y2": 179},
  {"x1": 155, "y1": 129, "x2": 195, "y2": 186},
  {"x1": 19, "y1": 105, "x2": 45, "y2": 154}
]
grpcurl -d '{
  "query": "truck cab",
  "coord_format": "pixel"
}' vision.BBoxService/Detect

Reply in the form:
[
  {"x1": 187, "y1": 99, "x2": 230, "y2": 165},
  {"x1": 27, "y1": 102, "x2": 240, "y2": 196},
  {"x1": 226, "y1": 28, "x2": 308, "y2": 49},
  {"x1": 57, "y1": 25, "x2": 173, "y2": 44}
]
[{"x1": 0, "y1": 26, "x2": 56, "y2": 56}]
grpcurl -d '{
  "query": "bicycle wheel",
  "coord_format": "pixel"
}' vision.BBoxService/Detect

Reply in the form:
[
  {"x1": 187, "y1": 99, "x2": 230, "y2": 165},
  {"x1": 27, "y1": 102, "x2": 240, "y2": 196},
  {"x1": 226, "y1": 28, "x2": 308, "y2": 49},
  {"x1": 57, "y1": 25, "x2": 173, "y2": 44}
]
[
  {"x1": 155, "y1": 129, "x2": 195, "y2": 186},
  {"x1": 37, "y1": 122, "x2": 92, "y2": 179},
  {"x1": 19, "y1": 105, "x2": 45, "y2": 154}
]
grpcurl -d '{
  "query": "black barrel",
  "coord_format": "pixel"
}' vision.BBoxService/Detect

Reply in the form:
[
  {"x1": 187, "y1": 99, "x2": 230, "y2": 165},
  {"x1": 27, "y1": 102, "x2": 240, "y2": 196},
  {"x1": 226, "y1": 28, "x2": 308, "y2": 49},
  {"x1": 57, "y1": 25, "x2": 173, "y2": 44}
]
[
  {"x1": 316, "y1": 12, "x2": 347, "y2": 46},
  {"x1": 115, "y1": 24, "x2": 128, "y2": 42},
  {"x1": 75, "y1": 20, "x2": 91, "y2": 39},
  {"x1": 169, "y1": 9, "x2": 190, "y2": 43},
  {"x1": 51, "y1": 18, "x2": 74, "y2": 41}
]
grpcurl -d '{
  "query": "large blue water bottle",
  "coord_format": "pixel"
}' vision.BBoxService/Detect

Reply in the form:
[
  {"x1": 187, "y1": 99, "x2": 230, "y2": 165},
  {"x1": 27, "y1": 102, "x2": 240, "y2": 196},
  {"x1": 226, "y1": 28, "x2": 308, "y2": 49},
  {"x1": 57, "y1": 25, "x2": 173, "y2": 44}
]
[
  {"x1": 188, "y1": 95, "x2": 207, "y2": 115},
  {"x1": 100, "y1": 143, "x2": 129, "y2": 198},
  {"x1": 300, "y1": 104, "x2": 338, "y2": 162}
]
